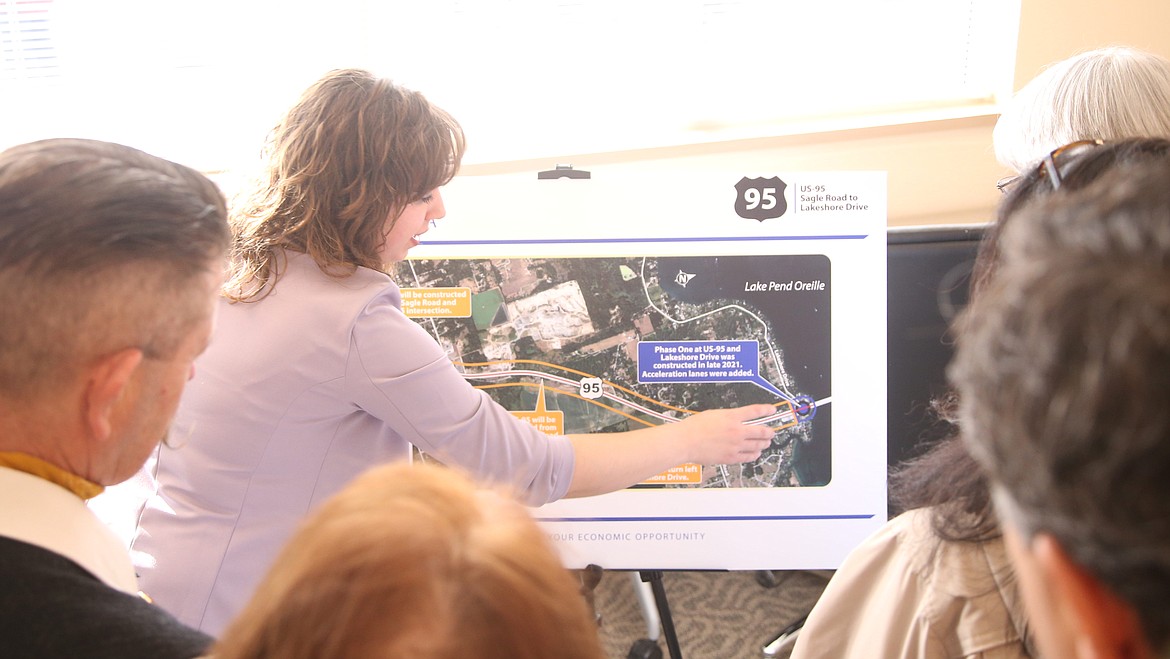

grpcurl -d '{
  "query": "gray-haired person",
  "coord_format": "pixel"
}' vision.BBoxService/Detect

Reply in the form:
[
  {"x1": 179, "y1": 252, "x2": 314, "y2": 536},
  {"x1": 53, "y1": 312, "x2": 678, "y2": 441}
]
[{"x1": 0, "y1": 138, "x2": 229, "y2": 658}]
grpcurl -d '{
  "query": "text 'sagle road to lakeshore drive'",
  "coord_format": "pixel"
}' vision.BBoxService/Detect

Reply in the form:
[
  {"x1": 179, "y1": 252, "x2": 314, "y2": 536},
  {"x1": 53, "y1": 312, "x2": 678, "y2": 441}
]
[{"x1": 397, "y1": 253, "x2": 828, "y2": 490}]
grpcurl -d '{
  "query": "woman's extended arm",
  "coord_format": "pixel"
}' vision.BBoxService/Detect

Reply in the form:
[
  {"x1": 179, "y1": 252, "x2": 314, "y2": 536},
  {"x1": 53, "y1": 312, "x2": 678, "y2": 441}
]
[{"x1": 565, "y1": 404, "x2": 775, "y2": 498}]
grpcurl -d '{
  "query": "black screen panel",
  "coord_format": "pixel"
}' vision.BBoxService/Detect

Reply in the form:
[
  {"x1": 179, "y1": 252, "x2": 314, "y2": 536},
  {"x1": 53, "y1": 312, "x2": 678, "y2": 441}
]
[{"x1": 886, "y1": 224, "x2": 986, "y2": 466}]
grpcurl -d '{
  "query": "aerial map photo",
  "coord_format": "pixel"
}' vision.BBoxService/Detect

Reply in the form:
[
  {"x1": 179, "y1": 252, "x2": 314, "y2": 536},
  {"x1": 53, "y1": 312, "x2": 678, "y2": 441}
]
[{"x1": 393, "y1": 253, "x2": 831, "y2": 488}]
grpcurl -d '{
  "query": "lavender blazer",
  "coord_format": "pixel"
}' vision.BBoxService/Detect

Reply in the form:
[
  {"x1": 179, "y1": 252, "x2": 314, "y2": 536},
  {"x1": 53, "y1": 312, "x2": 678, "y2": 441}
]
[{"x1": 131, "y1": 251, "x2": 575, "y2": 634}]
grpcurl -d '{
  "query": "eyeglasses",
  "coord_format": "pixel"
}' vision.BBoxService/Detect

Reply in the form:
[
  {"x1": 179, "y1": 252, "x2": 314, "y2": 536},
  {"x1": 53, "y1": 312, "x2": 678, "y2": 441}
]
[{"x1": 996, "y1": 139, "x2": 1106, "y2": 193}]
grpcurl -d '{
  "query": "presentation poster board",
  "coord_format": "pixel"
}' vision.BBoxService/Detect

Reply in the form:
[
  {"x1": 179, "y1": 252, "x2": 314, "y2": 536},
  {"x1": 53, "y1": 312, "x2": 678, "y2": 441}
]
[{"x1": 399, "y1": 171, "x2": 887, "y2": 571}]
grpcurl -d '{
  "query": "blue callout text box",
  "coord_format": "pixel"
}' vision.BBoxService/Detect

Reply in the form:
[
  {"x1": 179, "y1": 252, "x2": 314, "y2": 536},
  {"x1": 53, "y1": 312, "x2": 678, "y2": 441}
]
[{"x1": 636, "y1": 340, "x2": 787, "y2": 398}]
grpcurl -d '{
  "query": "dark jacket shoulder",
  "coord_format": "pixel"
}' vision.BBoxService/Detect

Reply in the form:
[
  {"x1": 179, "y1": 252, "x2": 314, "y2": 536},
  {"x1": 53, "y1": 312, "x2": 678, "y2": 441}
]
[{"x1": 0, "y1": 536, "x2": 213, "y2": 659}]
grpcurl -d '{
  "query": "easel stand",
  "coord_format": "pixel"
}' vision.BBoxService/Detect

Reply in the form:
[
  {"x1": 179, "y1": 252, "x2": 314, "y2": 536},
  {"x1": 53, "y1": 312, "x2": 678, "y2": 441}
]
[{"x1": 635, "y1": 570, "x2": 684, "y2": 659}]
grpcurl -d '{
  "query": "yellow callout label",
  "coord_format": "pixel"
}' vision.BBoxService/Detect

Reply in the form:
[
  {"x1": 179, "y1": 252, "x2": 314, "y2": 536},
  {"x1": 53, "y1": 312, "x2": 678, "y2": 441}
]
[
  {"x1": 512, "y1": 383, "x2": 565, "y2": 435},
  {"x1": 642, "y1": 464, "x2": 702, "y2": 485},
  {"x1": 400, "y1": 287, "x2": 472, "y2": 318},
  {"x1": 514, "y1": 411, "x2": 565, "y2": 435}
]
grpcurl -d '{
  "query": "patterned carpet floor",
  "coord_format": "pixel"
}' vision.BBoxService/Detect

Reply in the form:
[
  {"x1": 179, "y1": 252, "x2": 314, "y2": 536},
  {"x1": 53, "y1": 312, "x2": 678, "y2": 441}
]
[{"x1": 590, "y1": 569, "x2": 831, "y2": 659}]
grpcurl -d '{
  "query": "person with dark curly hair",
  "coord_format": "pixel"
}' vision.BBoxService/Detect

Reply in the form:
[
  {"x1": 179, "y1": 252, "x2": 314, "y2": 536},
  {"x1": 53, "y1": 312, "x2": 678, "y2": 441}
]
[
  {"x1": 792, "y1": 137, "x2": 1170, "y2": 659},
  {"x1": 952, "y1": 154, "x2": 1170, "y2": 659}
]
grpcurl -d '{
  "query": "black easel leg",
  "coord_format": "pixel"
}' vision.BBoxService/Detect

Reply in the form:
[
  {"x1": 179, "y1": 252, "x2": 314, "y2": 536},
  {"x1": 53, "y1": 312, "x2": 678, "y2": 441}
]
[{"x1": 640, "y1": 570, "x2": 683, "y2": 659}]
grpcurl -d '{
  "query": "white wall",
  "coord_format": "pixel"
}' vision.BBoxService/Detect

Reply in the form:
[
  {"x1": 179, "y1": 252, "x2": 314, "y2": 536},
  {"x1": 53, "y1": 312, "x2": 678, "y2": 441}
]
[{"x1": 460, "y1": 0, "x2": 1170, "y2": 227}]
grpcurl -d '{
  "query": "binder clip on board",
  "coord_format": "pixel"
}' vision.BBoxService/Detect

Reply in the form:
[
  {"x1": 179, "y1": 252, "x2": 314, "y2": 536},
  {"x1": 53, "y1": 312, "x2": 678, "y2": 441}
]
[{"x1": 537, "y1": 164, "x2": 591, "y2": 180}]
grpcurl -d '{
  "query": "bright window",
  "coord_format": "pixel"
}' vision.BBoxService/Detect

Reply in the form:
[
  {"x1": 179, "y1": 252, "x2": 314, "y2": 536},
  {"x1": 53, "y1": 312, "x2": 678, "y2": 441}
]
[{"x1": 0, "y1": 0, "x2": 1020, "y2": 171}]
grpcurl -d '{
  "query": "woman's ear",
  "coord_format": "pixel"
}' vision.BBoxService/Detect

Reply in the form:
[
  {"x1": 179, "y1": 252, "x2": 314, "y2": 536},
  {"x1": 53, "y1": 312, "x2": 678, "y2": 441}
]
[
  {"x1": 1033, "y1": 533, "x2": 1153, "y2": 659},
  {"x1": 83, "y1": 348, "x2": 144, "y2": 442}
]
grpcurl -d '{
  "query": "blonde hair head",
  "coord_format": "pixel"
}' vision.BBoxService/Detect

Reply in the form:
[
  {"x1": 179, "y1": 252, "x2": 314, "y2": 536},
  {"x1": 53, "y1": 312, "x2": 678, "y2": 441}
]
[{"x1": 214, "y1": 462, "x2": 606, "y2": 659}]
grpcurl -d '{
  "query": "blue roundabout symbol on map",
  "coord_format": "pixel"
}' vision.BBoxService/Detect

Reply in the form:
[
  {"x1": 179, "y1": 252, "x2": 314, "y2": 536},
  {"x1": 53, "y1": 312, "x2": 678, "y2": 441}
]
[{"x1": 793, "y1": 394, "x2": 817, "y2": 422}]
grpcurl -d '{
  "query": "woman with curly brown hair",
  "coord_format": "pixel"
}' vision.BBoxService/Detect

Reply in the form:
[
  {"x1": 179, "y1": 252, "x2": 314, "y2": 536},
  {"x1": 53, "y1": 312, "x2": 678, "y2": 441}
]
[{"x1": 119, "y1": 68, "x2": 774, "y2": 634}]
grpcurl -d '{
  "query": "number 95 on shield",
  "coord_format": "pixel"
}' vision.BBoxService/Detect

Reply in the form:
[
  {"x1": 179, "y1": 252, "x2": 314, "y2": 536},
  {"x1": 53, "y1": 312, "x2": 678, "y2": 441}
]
[{"x1": 734, "y1": 176, "x2": 788, "y2": 222}]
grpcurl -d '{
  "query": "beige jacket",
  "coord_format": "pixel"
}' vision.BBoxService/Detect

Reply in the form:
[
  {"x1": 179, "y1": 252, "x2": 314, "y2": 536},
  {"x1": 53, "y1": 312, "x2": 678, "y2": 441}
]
[{"x1": 790, "y1": 507, "x2": 1032, "y2": 659}]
